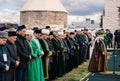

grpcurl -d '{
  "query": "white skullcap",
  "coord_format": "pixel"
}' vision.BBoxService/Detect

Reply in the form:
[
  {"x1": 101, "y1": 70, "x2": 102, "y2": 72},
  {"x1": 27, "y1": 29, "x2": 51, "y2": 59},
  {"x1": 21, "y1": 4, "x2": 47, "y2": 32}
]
[
  {"x1": 64, "y1": 29, "x2": 70, "y2": 33},
  {"x1": 51, "y1": 27, "x2": 60, "y2": 31},
  {"x1": 25, "y1": 30, "x2": 34, "y2": 35},
  {"x1": 41, "y1": 29, "x2": 50, "y2": 35},
  {"x1": 69, "y1": 29, "x2": 75, "y2": 33},
  {"x1": 75, "y1": 28, "x2": 81, "y2": 32},
  {"x1": 57, "y1": 31, "x2": 64, "y2": 36}
]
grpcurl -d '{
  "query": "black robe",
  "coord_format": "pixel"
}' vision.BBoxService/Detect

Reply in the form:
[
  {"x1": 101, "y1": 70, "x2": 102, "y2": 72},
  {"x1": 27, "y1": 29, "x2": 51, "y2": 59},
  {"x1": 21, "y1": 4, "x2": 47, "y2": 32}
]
[
  {"x1": 61, "y1": 38, "x2": 70, "y2": 73},
  {"x1": 6, "y1": 41, "x2": 20, "y2": 81},
  {"x1": 0, "y1": 45, "x2": 10, "y2": 81},
  {"x1": 39, "y1": 38, "x2": 51, "y2": 79},
  {"x1": 75, "y1": 34, "x2": 88, "y2": 63},
  {"x1": 51, "y1": 35, "x2": 65, "y2": 77},
  {"x1": 46, "y1": 39, "x2": 55, "y2": 79},
  {"x1": 15, "y1": 34, "x2": 30, "y2": 69}
]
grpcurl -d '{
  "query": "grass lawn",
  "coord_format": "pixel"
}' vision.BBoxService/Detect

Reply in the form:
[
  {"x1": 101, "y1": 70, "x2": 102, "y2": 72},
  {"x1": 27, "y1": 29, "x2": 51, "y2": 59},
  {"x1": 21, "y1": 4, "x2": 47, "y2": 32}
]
[
  {"x1": 53, "y1": 52, "x2": 112, "y2": 81},
  {"x1": 53, "y1": 61, "x2": 90, "y2": 81}
]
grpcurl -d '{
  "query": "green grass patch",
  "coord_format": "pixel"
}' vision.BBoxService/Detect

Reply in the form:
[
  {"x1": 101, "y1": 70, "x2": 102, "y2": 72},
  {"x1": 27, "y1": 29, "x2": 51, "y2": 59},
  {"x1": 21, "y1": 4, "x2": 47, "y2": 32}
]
[
  {"x1": 54, "y1": 61, "x2": 90, "y2": 81},
  {"x1": 54, "y1": 52, "x2": 112, "y2": 81}
]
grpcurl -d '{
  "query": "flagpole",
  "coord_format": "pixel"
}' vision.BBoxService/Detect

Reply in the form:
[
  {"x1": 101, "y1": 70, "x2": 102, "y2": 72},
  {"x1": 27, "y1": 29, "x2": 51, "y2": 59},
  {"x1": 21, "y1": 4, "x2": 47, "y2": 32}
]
[{"x1": 113, "y1": 43, "x2": 116, "y2": 74}]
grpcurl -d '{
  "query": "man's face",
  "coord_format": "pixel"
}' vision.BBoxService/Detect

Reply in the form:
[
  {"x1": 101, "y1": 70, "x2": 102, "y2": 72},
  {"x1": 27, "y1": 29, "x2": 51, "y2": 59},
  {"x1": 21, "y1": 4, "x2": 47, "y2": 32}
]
[
  {"x1": 53, "y1": 31, "x2": 58, "y2": 35},
  {"x1": 78, "y1": 31, "x2": 83, "y2": 34},
  {"x1": 48, "y1": 35, "x2": 53, "y2": 39},
  {"x1": 34, "y1": 33, "x2": 41, "y2": 39},
  {"x1": 70, "y1": 34, "x2": 75, "y2": 38},
  {"x1": 18, "y1": 29, "x2": 26, "y2": 37},
  {"x1": 0, "y1": 38, "x2": 7, "y2": 45},
  {"x1": 63, "y1": 34, "x2": 66, "y2": 38},
  {"x1": 84, "y1": 31, "x2": 87, "y2": 34},
  {"x1": 25, "y1": 34, "x2": 32, "y2": 41},
  {"x1": 7, "y1": 36, "x2": 17, "y2": 44},
  {"x1": 42, "y1": 34, "x2": 49, "y2": 39}
]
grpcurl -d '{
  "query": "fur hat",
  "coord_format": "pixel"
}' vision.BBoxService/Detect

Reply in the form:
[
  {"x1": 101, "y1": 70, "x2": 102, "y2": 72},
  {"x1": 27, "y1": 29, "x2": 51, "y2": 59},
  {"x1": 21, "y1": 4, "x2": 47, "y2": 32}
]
[{"x1": 0, "y1": 31, "x2": 8, "y2": 38}]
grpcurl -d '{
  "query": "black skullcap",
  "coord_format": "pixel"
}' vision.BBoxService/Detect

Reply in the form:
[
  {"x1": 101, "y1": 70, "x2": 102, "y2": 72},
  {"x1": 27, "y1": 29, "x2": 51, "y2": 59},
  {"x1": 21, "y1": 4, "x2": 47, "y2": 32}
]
[
  {"x1": 32, "y1": 27, "x2": 38, "y2": 30},
  {"x1": 84, "y1": 28, "x2": 88, "y2": 31},
  {"x1": 49, "y1": 31, "x2": 53, "y2": 35},
  {"x1": 0, "y1": 27, "x2": 7, "y2": 31},
  {"x1": 17, "y1": 25, "x2": 26, "y2": 31},
  {"x1": 70, "y1": 32, "x2": 74, "y2": 35},
  {"x1": 8, "y1": 31, "x2": 16, "y2": 36},
  {"x1": 45, "y1": 26, "x2": 50, "y2": 29},
  {"x1": 34, "y1": 29, "x2": 41, "y2": 34}
]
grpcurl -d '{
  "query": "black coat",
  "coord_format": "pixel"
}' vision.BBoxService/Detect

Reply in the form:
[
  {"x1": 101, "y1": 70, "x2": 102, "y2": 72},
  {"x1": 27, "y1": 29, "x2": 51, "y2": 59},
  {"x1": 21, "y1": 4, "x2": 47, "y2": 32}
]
[
  {"x1": 51, "y1": 35, "x2": 64, "y2": 51},
  {"x1": 46, "y1": 39, "x2": 55, "y2": 53},
  {"x1": 39, "y1": 38, "x2": 49, "y2": 55},
  {"x1": 0, "y1": 45, "x2": 11, "y2": 81},
  {"x1": 15, "y1": 34, "x2": 30, "y2": 69},
  {"x1": 6, "y1": 41, "x2": 20, "y2": 69},
  {"x1": 0, "y1": 45, "x2": 10, "y2": 71}
]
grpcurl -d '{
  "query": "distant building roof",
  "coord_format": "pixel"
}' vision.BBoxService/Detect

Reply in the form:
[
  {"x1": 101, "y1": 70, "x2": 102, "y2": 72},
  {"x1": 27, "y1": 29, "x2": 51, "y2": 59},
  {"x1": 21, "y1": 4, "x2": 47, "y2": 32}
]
[
  {"x1": 69, "y1": 19, "x2": 101, "y2": 30},
  {"x1": 21, "y1": 0, "x2": 67, "y2": 13},
  {"x1": 0, "y1": 23, "x2": 18, "y2": 29}
]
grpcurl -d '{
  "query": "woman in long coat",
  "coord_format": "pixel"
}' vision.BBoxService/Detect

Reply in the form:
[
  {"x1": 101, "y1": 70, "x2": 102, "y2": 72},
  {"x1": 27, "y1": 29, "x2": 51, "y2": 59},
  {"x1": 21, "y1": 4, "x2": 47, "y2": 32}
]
[{"x1": 88, "y1": 30, "x2": 107, "y2": 72}]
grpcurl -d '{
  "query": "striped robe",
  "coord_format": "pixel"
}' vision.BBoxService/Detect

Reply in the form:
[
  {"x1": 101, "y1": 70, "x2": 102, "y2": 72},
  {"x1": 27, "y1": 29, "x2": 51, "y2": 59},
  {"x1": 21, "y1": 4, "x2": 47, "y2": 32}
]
[{"x1": 88, "y1": 37, "x2": 107, "y2": 72}]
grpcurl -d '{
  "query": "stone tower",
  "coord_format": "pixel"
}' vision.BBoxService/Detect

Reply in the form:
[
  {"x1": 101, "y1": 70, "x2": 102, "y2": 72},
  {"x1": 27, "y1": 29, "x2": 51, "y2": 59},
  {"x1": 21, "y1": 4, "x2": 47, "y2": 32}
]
[
  {"x1": 103, "y1": 0, "x2": 120, "y2": 33},
  {"x1": 20, "y1": 0, "x2": 68, "y2": 28}
]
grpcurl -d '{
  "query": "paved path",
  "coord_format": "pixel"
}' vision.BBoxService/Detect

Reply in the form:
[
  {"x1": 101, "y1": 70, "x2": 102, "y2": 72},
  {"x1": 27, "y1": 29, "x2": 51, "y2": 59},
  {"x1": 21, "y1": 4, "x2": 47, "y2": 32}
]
[{"x1": 84, "y1": 50, "x2": 120, "y2": 81}]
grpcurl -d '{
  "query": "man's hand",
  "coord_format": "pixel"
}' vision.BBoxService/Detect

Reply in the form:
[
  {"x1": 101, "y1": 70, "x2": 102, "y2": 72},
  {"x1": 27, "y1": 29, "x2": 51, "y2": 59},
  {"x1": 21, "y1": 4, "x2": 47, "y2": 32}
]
[
  {"x1": 16, "y1": 61, "x2": 20, "y2": 67},
  {"x1": 29, "y1": 55, "x2": 32, "y2": 60},
  {"x1": 5, "y1": 65, "x2": 9, "y2": 71},
  {"x1": 102, "y1": 52, "x2": 105, "y2": 55}
]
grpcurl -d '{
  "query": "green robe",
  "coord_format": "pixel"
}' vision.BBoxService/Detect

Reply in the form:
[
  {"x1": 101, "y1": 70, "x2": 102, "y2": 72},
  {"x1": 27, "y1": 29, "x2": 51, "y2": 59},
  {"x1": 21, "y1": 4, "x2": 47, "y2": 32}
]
[
  {"x1": 24, "y1": 38, "x2": 44, "y2": 81},
  {"x1": 51, "y1": 35, "x2": 65, "y2": 76},
  {"x1": 103, "y1": 35, "x2": 108, "y2": 48}
]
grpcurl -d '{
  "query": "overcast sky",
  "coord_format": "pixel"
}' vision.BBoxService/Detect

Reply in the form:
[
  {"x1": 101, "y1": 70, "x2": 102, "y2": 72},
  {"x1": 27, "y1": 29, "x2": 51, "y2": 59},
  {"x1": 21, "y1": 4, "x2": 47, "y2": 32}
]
[{"x1": 0, "y1": 0, "x2": 105, "y2": 24}]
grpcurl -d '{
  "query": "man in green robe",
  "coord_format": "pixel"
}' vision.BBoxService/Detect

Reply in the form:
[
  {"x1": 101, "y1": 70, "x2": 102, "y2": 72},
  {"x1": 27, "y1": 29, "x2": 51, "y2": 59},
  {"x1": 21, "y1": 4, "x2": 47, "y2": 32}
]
[
  {"x1": 24, "y1": 29, "x2": 44, "y2": 81},
  {"x1": 51, "y1": 27, "x2": 65, "y2": 77}
]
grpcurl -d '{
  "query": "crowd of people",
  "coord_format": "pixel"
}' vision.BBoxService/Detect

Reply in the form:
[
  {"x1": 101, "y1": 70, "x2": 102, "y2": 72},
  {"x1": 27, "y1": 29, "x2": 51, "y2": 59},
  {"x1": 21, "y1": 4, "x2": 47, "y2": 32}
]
[{"x1": 0, "y1": 24, "x2": 119, "y2": 81}]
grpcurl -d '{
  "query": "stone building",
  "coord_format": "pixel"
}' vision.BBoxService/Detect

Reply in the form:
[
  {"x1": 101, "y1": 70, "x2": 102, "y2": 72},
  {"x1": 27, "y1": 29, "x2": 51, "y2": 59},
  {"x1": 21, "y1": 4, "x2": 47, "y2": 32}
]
[
  {"x1": 103, "y1": 0, "x2": 120, "y2": 33},
  {"x1": 20, "y1": 0, "x2": 68, "y2": 28},
  {"x1": 69, "y1": 19, "x2": 100, "y2": 30}
]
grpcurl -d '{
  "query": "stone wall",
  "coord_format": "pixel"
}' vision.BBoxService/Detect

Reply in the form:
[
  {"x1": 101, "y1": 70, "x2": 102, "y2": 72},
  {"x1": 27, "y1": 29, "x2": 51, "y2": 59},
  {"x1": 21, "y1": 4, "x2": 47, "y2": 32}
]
[
  {"x1": 20, "y1": 11, "x2": 67, "y2": 28},
  {"x1": 118, "y1": 7, "x2": 120, "y2": 27},
  {"x1": 103, "y1": 0, "x2": 120, "y2": 33}
]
